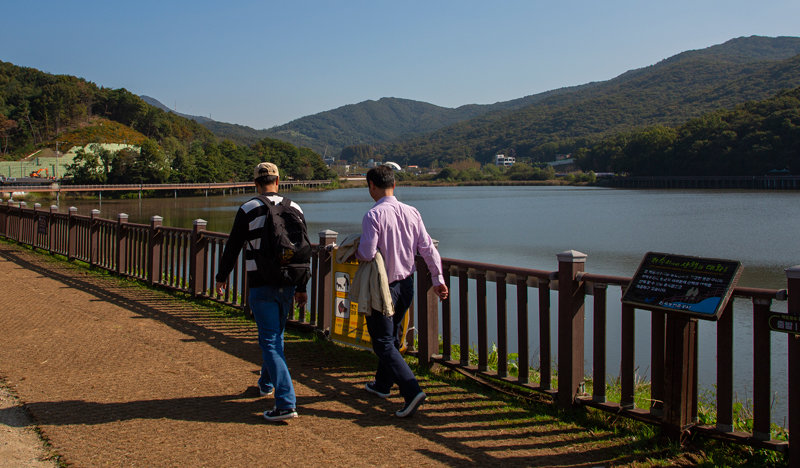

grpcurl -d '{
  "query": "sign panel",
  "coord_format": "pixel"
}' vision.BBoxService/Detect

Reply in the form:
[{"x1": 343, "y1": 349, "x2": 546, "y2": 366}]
[
  {"x1": 769, "y1": 313, "x2": 800, "y2": 335},
  {"x1": 36, "y1": 214, "x2": 48, "y2": 235},
  {"x1": 622, "y1": 252, "x2": 741, "y2": 320},
  {"x1": 330, "y1": 249, "x2": 409, "y2": 352}
]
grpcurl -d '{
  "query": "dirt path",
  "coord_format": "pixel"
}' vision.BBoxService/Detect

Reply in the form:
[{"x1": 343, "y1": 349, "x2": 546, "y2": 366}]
[
  {"x1": 0, "y1": 385, "x2": 57, "y2": 467},
  {"x1": 0, "y1": 242, "x2": 696, "y2": 467}
]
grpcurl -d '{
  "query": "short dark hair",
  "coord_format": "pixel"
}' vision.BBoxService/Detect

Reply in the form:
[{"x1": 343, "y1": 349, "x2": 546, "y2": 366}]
[
  {"x1": 366, "y1": 165, "x2": 395, "y2": 189},
  {"x1": 255, "y1": 175, "x2": 278, "y2": 186}
]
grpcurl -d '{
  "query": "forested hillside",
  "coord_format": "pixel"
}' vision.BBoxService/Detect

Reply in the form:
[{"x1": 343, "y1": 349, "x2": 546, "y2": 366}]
[
  {"x1": 139, "y1": 36, "x2": 800, "y2": 171},
  {"x1": 145, "y1": 93, "x2": 570, "y2": 153},
  {"x1": 376, "y1": 36, "x2": 800, "y2": 167},
  {"x1": 575, "y1": 86, "x2": 800, "y2": 176},
  {"x1": 0, "y1": 61, "x2": 335, "y2": 183},
  {"x1": 259, "y1": 95, "x2": 573, "y2": 155}
]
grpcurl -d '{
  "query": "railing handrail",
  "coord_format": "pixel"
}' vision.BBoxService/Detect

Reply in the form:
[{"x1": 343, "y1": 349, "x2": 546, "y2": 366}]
[{"x1": 443, "y1": 257, "x2": 552, "y2": 280}]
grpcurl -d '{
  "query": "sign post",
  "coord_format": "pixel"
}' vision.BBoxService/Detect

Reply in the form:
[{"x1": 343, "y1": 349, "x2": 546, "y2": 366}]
[
  {"x1": 622, "y1": 252, "x2": 742, "y2": 442},
  {"x1": 330, "y1": 249, "x2": 408, "y2": 352}
]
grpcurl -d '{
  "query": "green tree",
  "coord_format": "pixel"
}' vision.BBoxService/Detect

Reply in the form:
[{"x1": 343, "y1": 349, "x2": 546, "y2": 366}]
[
  {"x1": 505, "y1": 162, "x2": 535, "y2": 180},
  {"x1": 108, "y1": 148, "x2": 138, "y2": 183},
  {"x1": 163, "y1": 136, "x2": 194, "y2": 182},
  {"x1": 65, "y1": 147, "x2": 105, "y2": 184},
  {"x1": 195, "y1": 141, "x2": 223, "y2": 182}
]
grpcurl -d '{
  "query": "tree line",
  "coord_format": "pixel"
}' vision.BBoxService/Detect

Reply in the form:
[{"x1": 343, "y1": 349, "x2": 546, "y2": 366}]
[
  {"x1": 574, "y1": 86, "x2": 800, "y2": 176},
  {"x1": 340, "y1": 85, "x2": 800, "y2": 180},
  {"x1": 0, "y1": 60, "x2": 335, "y2": 184}
]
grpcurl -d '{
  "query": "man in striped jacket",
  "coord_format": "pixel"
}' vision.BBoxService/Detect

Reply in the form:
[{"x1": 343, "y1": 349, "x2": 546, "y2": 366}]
[{"x1": 215, "y1": 162, "x2": 308, "y2": 422}]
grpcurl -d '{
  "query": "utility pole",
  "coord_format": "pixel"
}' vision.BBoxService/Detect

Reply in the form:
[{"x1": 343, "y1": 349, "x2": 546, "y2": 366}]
[{"x1": 54, "y1": 141, "x2": 65, "y2": 180}]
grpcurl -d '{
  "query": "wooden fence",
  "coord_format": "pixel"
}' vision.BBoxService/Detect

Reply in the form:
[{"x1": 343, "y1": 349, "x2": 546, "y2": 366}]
[{"x1": 1, "y1": 201, "x2": 798, "y2": 463}]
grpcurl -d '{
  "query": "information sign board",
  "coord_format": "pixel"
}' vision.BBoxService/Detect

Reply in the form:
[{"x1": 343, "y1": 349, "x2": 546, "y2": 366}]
[
  {"x1": 330, "y1": 249, "x2": 408, "y2": 351},
  {"x1": 622, "y1": 252, "x2": 741, "y2": 320},
  {"x1": 769, "y1": 313, "x2": 800, "y2": 335}
]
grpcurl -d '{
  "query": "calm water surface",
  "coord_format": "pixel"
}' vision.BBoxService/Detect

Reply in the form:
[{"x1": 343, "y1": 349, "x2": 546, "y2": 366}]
[{"x1": 62, "y1": 186, "x2": 800, "y2": 423}]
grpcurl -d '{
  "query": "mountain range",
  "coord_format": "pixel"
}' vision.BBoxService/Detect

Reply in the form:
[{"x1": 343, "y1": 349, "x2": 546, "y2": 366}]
[{"x1": 143, "y1": 35, "x2": 800, "y2": 165}]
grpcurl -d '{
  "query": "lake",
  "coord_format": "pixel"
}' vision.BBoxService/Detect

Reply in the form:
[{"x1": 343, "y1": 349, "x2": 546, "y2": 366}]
[{"x1": 59, "y1": 185, "x2": 800, "y2": 423}]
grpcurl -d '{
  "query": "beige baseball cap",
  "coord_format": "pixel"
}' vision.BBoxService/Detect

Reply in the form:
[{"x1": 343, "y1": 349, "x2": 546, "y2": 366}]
[{"x1": 254, "y1": 162, "x2": 279, "y2": 180}]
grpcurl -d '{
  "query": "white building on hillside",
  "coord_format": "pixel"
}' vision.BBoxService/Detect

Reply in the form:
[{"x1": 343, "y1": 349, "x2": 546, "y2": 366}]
[{"x1": 495, "y1": 154, "x2": 515, "y2": 167}]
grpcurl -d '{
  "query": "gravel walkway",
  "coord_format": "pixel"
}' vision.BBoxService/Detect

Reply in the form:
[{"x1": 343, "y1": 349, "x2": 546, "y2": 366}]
[{"x1": 0, "y1": 242, "x2": 698, "y2": 467}]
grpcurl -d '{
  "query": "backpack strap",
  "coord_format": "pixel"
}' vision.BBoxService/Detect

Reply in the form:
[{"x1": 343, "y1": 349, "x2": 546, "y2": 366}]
[
  {"x1": 254, "y1": 194, "x2": 275, "y2": 207},
  {"x1": 254, "y1": 194, "x2": 293, "y2": 208}
]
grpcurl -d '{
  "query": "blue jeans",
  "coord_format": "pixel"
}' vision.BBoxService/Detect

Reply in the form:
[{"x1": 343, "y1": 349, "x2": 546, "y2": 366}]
[
  {"x1": 249, "y1": 285, "x2": 296, "y2": 410},
  {"x1": 365, "y1": 275, "x2": 422, "y2": 402}
]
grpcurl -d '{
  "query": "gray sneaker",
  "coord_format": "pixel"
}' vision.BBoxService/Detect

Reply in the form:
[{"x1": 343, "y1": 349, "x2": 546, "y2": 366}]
[
  {"x1": 365, "y1": 381, "x2": 390, "y2": 399},
  {"x1": 395, "y1": 392, "x2": 426, "y2": 418}
]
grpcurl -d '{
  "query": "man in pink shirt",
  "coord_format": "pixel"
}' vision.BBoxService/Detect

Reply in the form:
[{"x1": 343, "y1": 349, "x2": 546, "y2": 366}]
[{"x1": 357, "y1": 165, "x2": 448, "y2": 417}]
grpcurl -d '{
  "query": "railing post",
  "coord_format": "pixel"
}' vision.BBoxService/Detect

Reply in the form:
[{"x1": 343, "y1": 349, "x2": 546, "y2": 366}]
[
  {"x1": 32, "y1": 203, "x2": 41, "y2": 249},
  {"x1": 662, "y1": 314, "x2": 698, "y2": 442},
  {"x1": 557, "y1": 250, "x2": 587, "y2": 407},
  {"x1": 516, "y1": 274, "x2": 528, "y2": 385},
  {"x1": 89, "y1": 209, "x2": 100, "y2": 266},
  {"x1": 18, "y1": 202, "x2": 26, "y2": 242},
  {"x1": 539, "y1": 276, "x2": 552, "y2": 390},
  {"x1": 593, "y1": 283, "x2": 608, "y2": 403},
  {"x1": 3, "y1": 201, "x2": 11, "y2": 238},
  {"x1": 651, "y1": 310, "x2": 666, "y2": 416},
  {"x1": 49, "y1": 205, "x2": 57, "y2": 254},
  {"x1": 496, "y1": 272, "x2": 508, "y2": 378},
  {"x1": 415, "y1": 254, "x2": 440, "y2": 366},
  {"x1": 716, "y1": 302, "x2": 734, "y2": 432},
  {"x1": 189, "y1": 219, "x2": 208, "y2": 297},
  {"x1": 317, "y1": 230, "x2": 337, "y2": 333},
  {"x1": 620, "y1": 303, "x2": 636, "y2": 409},
  {"x1": 148, "y1": 216, "x2": 163, "y2": 286},
  {"x1": 67, "y1": 207, "x2": 78, "y2": 260},
  {"x1": 786, "y1": 265, "x2": 800, "y2": 467},
  {"x1": 116, "y1": 213, "x2": 128, "y2": 275},
  {"x1": 753, "y1": 297, "x2": 773, "y2": 441},
  {"x1": 475, "y1": 270, "x2": 488, "y2": 371},
  {"x1": 309, "y1": 246, "x2": 319, "y2": 324}
]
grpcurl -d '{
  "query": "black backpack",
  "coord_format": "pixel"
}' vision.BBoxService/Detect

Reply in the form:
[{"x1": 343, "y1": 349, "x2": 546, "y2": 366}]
[{"x1": 249, "y1": 195, "x2": 311, "y2": 288}]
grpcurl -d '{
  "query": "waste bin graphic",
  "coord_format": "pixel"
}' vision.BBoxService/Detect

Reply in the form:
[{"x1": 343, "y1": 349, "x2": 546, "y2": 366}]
[{"x1": 330, "y1": 249, "x2": 409, "y2": 352}]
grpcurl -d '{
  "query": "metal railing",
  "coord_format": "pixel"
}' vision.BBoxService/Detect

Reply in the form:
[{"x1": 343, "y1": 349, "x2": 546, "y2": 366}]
[{"x1": 1, "y1": 201, "x2": 797, "y2": 462}]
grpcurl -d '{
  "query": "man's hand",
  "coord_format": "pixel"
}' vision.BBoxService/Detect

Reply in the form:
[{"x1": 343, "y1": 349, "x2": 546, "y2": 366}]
[
  {"x1": 434, "y1": 284, "x2": 449, "y2": 301},
  {"x1": 215, "y1": 281, "x2": 227, "y2": 295},
  {"x1": 294, "y1": 292, "x2": 308, "y2": 308}
]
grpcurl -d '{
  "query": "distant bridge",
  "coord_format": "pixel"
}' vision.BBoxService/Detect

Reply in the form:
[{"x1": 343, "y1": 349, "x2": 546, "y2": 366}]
[{"x1": 1, "y1": 180, "x2": 332, "y2": 194}]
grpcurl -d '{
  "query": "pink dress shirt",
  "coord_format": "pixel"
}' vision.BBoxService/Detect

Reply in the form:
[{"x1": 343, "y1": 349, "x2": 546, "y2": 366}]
[{"x1": 356, "y1": 196, "x2": 445, "y2": 286}]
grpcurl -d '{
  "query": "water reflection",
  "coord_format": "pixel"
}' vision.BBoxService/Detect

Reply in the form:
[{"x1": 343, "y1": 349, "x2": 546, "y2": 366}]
[{"x1": 59, "y1": 186, "x2": 800, "y2": 285}]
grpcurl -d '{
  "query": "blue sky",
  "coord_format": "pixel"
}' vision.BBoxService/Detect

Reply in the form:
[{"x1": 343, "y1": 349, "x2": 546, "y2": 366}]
[{"x1": 3, "y1": 1, "x2": 798, "y2": 129}]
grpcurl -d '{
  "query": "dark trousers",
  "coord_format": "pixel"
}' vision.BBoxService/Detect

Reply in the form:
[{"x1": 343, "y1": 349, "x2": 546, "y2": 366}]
[{"x1": 365, "y1": 275, "x2": 421, "y2": 402}]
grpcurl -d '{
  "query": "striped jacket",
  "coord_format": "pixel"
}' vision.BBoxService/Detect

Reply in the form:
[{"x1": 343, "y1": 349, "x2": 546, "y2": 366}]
[{"x1": 215, "y1": 192, "x2": 308, "y2": 292}]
